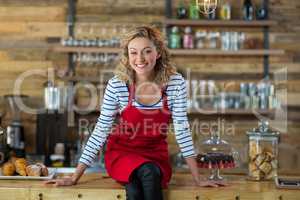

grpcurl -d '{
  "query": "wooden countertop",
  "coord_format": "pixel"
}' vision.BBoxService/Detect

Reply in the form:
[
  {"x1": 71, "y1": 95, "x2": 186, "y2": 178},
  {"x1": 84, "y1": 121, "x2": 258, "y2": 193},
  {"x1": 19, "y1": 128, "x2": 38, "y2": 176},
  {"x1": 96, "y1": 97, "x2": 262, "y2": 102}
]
[{"x1": 0, "y1": 173, "x2": 300, "y2": 200}]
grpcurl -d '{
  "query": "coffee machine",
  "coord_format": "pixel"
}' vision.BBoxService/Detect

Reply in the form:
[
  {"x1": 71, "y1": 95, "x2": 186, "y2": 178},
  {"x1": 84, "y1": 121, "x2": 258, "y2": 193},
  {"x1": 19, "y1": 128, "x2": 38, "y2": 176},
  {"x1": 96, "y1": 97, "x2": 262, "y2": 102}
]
[
  {"x1": 0, "y1": 126, "x2": 7, "y2": 165},
  {"x1": 5, "y1": 95, "x2": 27, "y2": 158}
]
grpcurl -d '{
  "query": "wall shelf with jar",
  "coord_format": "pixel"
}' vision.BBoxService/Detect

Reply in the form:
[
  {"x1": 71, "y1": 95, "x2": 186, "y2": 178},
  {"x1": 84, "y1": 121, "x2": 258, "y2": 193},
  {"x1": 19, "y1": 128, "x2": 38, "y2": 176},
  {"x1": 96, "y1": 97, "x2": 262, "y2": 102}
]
[
  {"x1": 164, "y1": 0, "x2": 285, "y2": 78},
  {"x1": 52, "y1": 46, "x2": 284, "y2": 56},
  {"x1": 52, "y1": 46, "x2": 121, "y2": 54},
  {"x1": 169, "y1": 49, "x2": 284, "y2": 56},
  {"x1": 60, "y1": 76, "x2": 103, "y2": 83},
  {"x1": 185, "y1": 78, "x2": 281, "y2": 118}
]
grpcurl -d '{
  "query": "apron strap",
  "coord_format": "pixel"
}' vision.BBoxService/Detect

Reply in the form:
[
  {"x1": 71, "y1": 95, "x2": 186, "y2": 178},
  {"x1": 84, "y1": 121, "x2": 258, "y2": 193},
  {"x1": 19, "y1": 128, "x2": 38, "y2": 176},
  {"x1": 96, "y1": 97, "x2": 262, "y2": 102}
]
[
  {"x1": 127, "y1": 84, "x2": 135, "y2": 106},
  {"x1": 128, "y1": 83, "x2": 169, "y2": 110},
  {"x1": 161, "y1": 86, "x2": 168, "y2": 110}
]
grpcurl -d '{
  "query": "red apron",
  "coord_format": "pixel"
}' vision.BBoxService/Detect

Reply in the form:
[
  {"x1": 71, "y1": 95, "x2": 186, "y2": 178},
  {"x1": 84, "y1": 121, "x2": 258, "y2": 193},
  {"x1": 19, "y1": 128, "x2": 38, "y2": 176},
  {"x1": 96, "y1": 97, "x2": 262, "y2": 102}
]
[{"x1": 104, "y1": 84, "x2": 172, "y2": 188}]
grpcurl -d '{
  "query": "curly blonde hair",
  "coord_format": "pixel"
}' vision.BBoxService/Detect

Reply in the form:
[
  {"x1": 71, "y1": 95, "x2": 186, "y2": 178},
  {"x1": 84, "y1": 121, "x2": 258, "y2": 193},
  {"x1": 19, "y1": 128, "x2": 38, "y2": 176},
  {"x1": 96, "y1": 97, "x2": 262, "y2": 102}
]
[{"x1": 114, "y1": 26, "x2": 177, "y2": 85}]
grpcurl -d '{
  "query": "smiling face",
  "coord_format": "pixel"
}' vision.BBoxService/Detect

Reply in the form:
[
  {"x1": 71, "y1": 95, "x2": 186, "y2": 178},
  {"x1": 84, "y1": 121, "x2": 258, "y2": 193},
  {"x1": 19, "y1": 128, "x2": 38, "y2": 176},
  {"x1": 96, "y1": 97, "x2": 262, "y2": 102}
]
[{"x1": 127, "y1": 37, "x2": 160, "y2": 81}]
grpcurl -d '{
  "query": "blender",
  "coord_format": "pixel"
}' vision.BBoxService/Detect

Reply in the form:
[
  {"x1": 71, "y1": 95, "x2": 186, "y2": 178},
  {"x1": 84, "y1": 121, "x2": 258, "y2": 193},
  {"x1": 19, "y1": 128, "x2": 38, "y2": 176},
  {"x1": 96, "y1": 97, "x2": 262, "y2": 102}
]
[{"x1": 4, "y1": 95, "x2": 28, "y2": 158}]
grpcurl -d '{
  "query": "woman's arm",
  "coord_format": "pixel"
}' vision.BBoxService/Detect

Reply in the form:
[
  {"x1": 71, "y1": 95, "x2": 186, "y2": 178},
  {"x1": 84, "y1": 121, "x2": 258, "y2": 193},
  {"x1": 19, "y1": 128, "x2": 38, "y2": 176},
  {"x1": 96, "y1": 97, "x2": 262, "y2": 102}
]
[
  {"x1": 45, "y1": 78, "x2": 120, "y2": 186},
  {"x1": 71, "y1": 163, "x2": 88, "y2": 184},
  {"x1": 170, "y1": 75, "x2": 220, "y2": 187}
]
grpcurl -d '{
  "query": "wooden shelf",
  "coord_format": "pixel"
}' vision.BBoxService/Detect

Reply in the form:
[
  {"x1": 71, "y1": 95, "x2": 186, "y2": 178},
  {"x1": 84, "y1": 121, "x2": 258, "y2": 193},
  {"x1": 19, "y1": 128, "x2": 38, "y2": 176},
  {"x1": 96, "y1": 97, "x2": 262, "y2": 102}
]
[
  {"x1": 52, "y1": 46, "x2": 121, "y2": 54},
  {"x1": 163, "y1": 19, "x2": 278, "y2": 27},
  {"x1": 61, "y1": 76, "x2": 103, "y2": 83},
  {"x1": 169, "y1": 49, "x2": 285, "y2": 56},
  {"x1": 53, "y1": 46, "x2": 284, "y2": 56},
  {"x1": 188, "y1": 108, "x2": 275, "y2": 115}
]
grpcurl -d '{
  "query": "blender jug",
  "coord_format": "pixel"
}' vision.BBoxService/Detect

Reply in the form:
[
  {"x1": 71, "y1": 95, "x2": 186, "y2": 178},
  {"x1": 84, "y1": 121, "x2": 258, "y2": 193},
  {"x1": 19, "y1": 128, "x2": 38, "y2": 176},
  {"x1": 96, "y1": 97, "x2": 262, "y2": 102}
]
[{"x1": 4, "y1": 95, "x2": 28, "y2": 157}]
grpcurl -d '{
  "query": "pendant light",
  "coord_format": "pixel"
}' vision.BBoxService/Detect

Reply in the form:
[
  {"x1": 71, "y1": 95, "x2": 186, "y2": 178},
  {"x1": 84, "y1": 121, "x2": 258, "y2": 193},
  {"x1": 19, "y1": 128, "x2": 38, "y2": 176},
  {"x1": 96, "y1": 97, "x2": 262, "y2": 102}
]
[{"x1": 196, "y1": 0, "x2": 218, "y2": 14}]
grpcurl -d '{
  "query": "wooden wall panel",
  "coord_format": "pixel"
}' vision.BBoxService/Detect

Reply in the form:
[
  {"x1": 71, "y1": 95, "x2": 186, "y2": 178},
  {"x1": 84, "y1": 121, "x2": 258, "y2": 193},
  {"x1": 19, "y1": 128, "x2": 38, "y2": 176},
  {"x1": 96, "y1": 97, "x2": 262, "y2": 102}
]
[{"x1": 0, "y1": 6, "x2": 66, "y2": 22}]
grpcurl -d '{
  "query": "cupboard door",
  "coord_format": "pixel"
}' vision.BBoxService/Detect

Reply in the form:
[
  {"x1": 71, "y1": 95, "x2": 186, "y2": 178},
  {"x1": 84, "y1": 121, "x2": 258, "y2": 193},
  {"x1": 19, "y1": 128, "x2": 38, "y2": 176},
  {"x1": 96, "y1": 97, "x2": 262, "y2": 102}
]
[
  {"x1": 204, "y1": 192, "x2": 275, "y2": 200},
  {"x1": 30, "y1": 188, "x2": 126, "y2": 200},
  {"x1": 165, "y1": 190, "x2": 209, "y2": 200},
  {"x1": 0, "y1": 188, "x2": 30, "y2": 200},
  {"x1": 276, "y1": 193, "x2": 300, "y2": 200}
]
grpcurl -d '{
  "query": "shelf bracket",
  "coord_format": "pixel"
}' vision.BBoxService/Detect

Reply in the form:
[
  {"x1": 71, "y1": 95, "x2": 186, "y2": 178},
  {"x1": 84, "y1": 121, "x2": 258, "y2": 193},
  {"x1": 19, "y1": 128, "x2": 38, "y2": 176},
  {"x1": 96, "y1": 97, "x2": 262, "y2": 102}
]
[
  {"x1": 67, "y1": 0, "x2": 77, "y2": 76},
  {"x1": 165, "y1": 0, "x2": 172, "y2": 19},
  {"x1": 263, "y1": 0, "x2": 269, "y2": 79},
  {"x1": 67, "y1": 0, "x2": 77, "y2": 127}
]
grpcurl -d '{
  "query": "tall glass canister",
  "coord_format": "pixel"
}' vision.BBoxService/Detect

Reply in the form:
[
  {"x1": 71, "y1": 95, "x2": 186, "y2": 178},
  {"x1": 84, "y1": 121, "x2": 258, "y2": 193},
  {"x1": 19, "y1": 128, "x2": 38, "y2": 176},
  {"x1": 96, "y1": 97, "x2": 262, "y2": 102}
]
[{"x1": 247, "y1": 120, "x2": 280, "y2": 180}]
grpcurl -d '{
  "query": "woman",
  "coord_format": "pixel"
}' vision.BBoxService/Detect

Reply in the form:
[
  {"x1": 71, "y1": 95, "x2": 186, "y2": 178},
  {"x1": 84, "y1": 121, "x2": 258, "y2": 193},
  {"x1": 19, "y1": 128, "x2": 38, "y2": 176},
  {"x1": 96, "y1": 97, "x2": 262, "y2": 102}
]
[{"x1": 46, "y1": 26, "x2": 221, "y2": 199}]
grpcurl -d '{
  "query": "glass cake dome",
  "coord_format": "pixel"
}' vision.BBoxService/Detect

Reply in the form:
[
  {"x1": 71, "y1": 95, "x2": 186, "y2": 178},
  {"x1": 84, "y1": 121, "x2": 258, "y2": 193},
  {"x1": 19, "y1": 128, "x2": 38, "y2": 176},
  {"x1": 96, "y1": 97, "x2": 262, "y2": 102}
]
[{"x1": 196, "y1": 130, "x2": 238, "y2": 180}]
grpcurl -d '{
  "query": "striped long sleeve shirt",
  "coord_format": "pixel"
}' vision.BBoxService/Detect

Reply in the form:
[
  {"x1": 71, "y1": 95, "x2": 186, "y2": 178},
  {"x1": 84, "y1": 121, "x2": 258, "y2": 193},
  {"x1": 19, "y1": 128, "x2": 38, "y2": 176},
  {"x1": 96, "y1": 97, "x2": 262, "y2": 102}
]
[{"x1": 79, "y1": 73, "x2": 195, "y2": 166}]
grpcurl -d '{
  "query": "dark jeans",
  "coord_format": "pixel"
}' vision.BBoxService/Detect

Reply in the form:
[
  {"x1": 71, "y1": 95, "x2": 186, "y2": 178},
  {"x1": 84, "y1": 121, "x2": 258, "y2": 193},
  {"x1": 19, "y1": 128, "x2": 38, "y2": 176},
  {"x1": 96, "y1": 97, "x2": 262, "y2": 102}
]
[{"x1": 125, "y1": 163, "x2": 163, "y2": 200}]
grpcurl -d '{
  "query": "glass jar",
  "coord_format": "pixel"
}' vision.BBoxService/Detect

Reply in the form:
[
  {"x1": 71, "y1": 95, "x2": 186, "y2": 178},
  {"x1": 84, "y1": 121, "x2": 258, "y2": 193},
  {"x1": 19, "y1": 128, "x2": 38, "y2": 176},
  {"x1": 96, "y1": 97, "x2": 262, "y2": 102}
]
[
  {"x1": 183, "y1": 26, "x2": 194, "y2": 49},
  {"x1": 219, "y1": 2, "x2": 231, "y2": 20},
  {"x1": 177, "y1": 0, "x2": 188, "y2": 19},
  {"x1": 168, "y1": 26, "x2": 181, "y2": 49},
  {"x1": 247, "y1": 120, "x2": 280, "y2": 181},
  {"x1": 207, "y1": 32, "x2": 220, "y2": 49},
  {"x1": 195, "y1": 30, "x2": 207, "y2": 49},
  {"x1": 196, "y1": 130, "x2": 238, "y2": 180},
  {"x1": 189, "y1": 0, "x2": 200, "y2": 19}
]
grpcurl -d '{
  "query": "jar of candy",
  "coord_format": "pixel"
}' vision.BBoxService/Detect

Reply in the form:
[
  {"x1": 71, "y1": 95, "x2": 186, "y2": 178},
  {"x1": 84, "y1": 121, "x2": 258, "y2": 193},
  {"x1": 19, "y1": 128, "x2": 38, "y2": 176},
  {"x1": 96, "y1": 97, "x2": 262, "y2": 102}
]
[{"x1": 247, "y1": 120, "x2": 280, "y2": 181}]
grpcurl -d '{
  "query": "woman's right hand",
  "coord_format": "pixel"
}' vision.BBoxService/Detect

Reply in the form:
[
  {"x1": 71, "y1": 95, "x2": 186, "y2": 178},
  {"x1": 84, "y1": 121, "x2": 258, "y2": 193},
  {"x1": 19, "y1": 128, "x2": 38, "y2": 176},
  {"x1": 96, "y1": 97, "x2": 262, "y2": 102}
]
[{"x1": 44, "y1": 175, "x2": 76, "y2": 187}]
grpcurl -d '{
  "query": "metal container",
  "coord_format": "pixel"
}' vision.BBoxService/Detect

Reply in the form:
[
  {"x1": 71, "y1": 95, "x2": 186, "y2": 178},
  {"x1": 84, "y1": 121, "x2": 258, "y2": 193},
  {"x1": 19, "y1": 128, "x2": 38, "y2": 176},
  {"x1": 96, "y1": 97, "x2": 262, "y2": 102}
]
[
  {"x1": 247, "y1": 120, "x2": 280, "y2": 181},
  {"x1": 44, "y1": 81, "x2": 67, "y2": 111}
]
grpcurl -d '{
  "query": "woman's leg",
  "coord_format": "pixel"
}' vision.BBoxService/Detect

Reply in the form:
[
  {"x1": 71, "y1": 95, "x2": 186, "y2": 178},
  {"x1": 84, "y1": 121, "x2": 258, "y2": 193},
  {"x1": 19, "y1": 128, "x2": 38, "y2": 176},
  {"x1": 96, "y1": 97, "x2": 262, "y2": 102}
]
[
  {"x1": 136, "y1": 163, "x2": 163, "y2": 200},
  {"x1": 125, "y1": 171, "x2": 144, "y2": 200}
]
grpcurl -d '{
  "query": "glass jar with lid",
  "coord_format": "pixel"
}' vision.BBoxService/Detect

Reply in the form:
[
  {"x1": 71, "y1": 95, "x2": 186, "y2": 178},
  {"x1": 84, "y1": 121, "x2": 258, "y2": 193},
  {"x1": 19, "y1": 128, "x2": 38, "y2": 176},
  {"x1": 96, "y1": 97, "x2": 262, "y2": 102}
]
[
  {"x1": 247, "y1": 120, "x2": 280, "y2": 181},
  {"x1": 196, "y1": 129, "x2": 238, "y2": 180}
]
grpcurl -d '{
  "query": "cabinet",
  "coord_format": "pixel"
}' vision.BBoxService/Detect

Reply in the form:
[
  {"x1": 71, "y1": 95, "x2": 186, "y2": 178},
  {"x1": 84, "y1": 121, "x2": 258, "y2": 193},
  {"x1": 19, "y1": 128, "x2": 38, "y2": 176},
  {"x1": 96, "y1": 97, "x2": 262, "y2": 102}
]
[
  {"x1": 0, "y1": 188, "x2": 30, "y2": 200},
  {"x1": 1, "y1": 174, "x2": 300, "y2": 200}
]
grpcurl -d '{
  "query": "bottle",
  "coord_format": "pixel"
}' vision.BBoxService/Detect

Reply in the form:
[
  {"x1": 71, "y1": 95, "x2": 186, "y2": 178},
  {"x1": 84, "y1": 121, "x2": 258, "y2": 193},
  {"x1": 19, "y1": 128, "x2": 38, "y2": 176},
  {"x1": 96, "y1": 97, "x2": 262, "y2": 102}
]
[
  {"x1": 256, "y1": 3, "x2": 268, "y2": 20},
  {"x1": 219, "y1": 1, "x2": 231, "y2": 20},
  {"x1": 195, "y1": 30, "x2": 207, "y2": 49},
  {"x1": 50, "y1": 143, "x2": 65, "y2": 167},
  {"x1": 177, "y1": 0, "x2": 188, "y2": 19},
  {"x1": 189, "y1": 0, "x2": 200, "y2": 20},
  {"x1": 243, "y1": 0, "x2": 254, "y2": 20},
  {"x1": 168, "y1": 26, "x2": 181, "y2": 49},
  {"x1": 183, "y1": 27, "x2": 194, "y2": 49},
  {"x1": 207, "y1": 7, "x2": 217, "y2": 20}
]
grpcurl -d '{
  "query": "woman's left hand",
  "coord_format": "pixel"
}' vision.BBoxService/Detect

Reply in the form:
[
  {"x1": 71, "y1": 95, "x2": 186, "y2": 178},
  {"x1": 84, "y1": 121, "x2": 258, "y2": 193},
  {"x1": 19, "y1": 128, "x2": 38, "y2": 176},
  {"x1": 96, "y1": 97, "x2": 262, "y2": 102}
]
[{"x1": 195, "y1": 179, "x2": 228, "y2": 187}]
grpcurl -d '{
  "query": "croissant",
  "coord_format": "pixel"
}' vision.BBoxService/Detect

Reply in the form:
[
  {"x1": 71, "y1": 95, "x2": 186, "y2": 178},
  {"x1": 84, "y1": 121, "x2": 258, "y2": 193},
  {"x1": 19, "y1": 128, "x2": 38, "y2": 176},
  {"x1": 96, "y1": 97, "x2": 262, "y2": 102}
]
[
  {"x1": 36, "y1": 163, "x2": 48, "y2": 176},
  {"x1": 2, "y1": 162, "x2": 15, "y2": 176},
  {"x1": 26, "y1": 165, "x2": 42, "y2": 177},
  {"x1": 14, "y1": 158, "x2": 27, "y2": 176}
]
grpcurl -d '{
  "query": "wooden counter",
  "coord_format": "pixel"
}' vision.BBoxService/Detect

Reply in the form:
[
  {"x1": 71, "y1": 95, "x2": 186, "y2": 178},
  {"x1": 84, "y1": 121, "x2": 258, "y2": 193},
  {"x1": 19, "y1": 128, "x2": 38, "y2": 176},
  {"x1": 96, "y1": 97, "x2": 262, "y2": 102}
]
[{"x1": 0, "y1": 173, "x2": 299, "y2": 200}]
